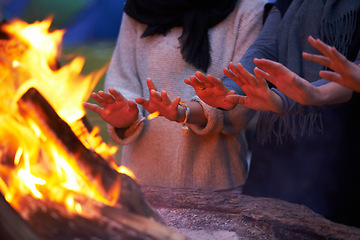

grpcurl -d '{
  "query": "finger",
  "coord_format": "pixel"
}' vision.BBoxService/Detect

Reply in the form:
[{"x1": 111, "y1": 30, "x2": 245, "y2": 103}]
[
  {"x1": 227, "y1": 90, "x2": 236, "y2": 96},
  {"x1": 225, "y1": 94, "x2": 241, "y2": 104},
  {"x1": 235, "y1": 62, "x2": 259, "y2": 87},
  {"x1": 91, "y1": 92, "x2": 107, "y2": 105},
  {"x1": 128, "y1": 100, "x2": 138, "y2": 112},
  {"x1": 223, "y1": 68, "x2": 239, "y2": 81},
  {"x1": 319, "y1": 71, "x2": 342, "y2": 84},
  {"x1": 135, "y1": 97, "x2": 150, "y2": 109},
  {"x1": 330, "y1": 47, "x2": 349, "y2": 67},
  {"x1": 229, "y1": 62, "x2": 247, "y2": 80},
  {"x1": 254, "y1": 58, "x2": 291, "y2": 81},
  {"x1": 238, "y1": 62, "x2": 260, "y2": 87},
  {"x1": 253, "y1": 58, "x2": 281, "y2": 72},
  {"x1": 206, "y1": 74, "x2": 229, "y2": 91},
  {"x1": 83, "y1": 102, "x2": 103, "y2": 114},
  {"x1": 224, "y1": 64, "x2": 246, "y2": 86},
  {"x1": 302, "y1": 52, "x2": 331, "y2": 67},
  {"x1": 147, "y1": 78, "x2": 157, "y2": 91},
  {"x1": 184, "y1": 78, "x2": 195, "y2": 88},
  {"x1": 237, "y1": 95, "x2": 248, "y2": 106},
  {"x1": 307, "y1": 36, "x2": 334, "y2": 58},
  {"x1": 160, "y1": 90, "x2": 172, "y2": 105},
  {"x1": 109, "y1": 88, "x2": 127, "y2": 102},
  {"x1": 171, "y1": 97, "x2": 181, "y2": 111},
  {"x1": 98, "y1": 90, "x2": 116, "y2": 104},
  {"x1": 254, "y1": 67, "x2": 276, "y2": 86},
  {"x1": 195, "y1": 71, "x2": 213, "y2": 88},
  {"x1": 135, "y1": 97, "x2": 146, "y2": 105},
  {"x1": 189, "y1": 75, "x2": 208, "y2": 90},
  {"x1": 150, "y1": 89, "x2": 162, "y2": 102}
]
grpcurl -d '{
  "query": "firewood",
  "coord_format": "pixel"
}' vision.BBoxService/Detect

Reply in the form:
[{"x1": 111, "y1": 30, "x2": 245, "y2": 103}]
[
  {"x1": 0, "y1": 193, "x2": 41, "y2": 240},
  {"x1": 17, "y1": 87, "x2": 162, "y2": 221}
]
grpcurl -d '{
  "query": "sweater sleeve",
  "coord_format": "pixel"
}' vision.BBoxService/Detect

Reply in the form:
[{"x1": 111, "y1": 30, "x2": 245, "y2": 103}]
[
  {"x1": 223, "y1": 6, "x2": 281, "y2": 95},
  {"x1": 104, "y1": 14, "x2": 146, "y2": 145},
  {"x1": 188, "y1": 0, "x2": 266, "y2": 135}
]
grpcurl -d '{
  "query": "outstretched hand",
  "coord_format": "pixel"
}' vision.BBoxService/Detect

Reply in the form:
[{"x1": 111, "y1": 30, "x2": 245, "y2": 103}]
[
  {"x1": 253, "y1": 58, "x2": 321, "y2": 106},
  {"x1": 135, "y1": 78, "x2": 181, "y2": 122},
  {"x1": 303, "y1": 36, "x2": 360, "y2": 92},
  {"x1": 83, "y1": 88, "x2": 139, "y2": 128},
  {"x1": 224, "y1": 62, "x2": 282, "y2": 113},
  {"x1": 184, "y1": 71, "x2": 237, "y2": 110}
]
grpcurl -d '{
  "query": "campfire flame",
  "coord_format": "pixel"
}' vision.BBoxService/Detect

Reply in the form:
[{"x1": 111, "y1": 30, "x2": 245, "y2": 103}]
[{"x1": 0, "y1": 18, "x2": 133, "y2": 218}]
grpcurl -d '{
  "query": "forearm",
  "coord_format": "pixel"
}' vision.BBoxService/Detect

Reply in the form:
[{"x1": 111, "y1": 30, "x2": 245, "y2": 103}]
[
  {"x1": 315, "y1": 82, "x2": 353, "y2": 106},
  {"x1": 274, "y1": 80, "x2": 352, "y2": 116}
]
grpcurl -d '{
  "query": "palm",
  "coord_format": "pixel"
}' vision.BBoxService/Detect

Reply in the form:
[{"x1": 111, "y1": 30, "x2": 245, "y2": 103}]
[
  {"x1": 84, "y1": 88, "x2": 138, "y2": 128},
  {"x1": 223, "y1": 62, "x2": 282, "y2": 112},
  {"x1": 135, "y1": 78, "x2": 180, "y2": 121},
  {"x1": 184, "y1": 71, "x2": 237, "y2": 110},
  {"x1": 303, "y1": 36, "x2": 360, "y2": 92},
  {"x1": 100, "y1": 99, "x2": 138, "y2": 127},
  {"x1": 253, "y1": 58, "x2": 317, "y2": 105},
  {"x1": 136, "y1": 90, "x2": 180, "y2": 121}
]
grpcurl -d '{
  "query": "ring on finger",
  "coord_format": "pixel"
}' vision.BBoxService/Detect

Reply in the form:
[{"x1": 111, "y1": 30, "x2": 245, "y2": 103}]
[{"x1": 198, "y1": 86, "x2": 206, "y2": 90}]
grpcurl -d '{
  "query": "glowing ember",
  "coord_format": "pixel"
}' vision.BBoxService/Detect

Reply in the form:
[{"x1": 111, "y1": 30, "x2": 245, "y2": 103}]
[{"x1": 0, "y1": 18, "x2": 134, "y2": 217}]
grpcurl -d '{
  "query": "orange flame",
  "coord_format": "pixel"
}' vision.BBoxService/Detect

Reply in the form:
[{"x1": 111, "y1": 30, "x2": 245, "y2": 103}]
[{"x1": 0, "y1": 18, "x2": 134, "y2": 217}]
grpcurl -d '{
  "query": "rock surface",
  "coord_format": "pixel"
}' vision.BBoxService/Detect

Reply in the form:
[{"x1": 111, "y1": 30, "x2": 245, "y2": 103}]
[{"x1": 142, "y1": 186, "x2": 360, "y2": 240}]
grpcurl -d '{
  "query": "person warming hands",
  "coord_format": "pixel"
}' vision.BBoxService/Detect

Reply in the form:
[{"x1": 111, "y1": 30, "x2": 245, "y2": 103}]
[
  {"x1": 84, "y1": 0, "x2": 266, "y2": 192},
  {"x1": 188, "y1": 0, "x2": 360, "y2": 227}
]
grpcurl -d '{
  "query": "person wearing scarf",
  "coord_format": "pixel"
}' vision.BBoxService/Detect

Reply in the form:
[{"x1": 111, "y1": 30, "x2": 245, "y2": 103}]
[
  {"x1": 85, "y1": 0, "x2": 266, "y2": 192},
  {"x1": 198, "y1": 0, "x2": 360, "y2": 227}
]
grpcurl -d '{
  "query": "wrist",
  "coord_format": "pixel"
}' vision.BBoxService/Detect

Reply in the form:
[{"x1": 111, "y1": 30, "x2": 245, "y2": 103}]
[
  {"x1": 270, "y1": 91, "x2": 283, "y2": 114},
  {"x1": 177, "y1": 101, "x2": 190, "y2": 135},
  {"x1": 177, "y1": 101, "x2": 190, "y2": 123}
]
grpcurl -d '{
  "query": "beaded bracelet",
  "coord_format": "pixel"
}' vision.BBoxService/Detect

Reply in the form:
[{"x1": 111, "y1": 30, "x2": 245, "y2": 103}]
[{"x1": 178, "y1": 101, "x2": 190, "y2": 135}]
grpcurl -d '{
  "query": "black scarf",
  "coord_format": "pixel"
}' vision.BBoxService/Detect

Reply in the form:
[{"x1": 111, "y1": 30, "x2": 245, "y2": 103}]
[{"x1": 124, "y1": 0, "x2": 238, "y2": 72}]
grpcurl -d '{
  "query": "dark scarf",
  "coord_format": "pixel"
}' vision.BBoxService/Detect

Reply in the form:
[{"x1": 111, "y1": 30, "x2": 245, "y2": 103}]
[
  {"x1": 278, "y1": 0, "x2": 360, "y2": 83},
  {"x1": 124, "y1": 0, "x2": 238, "y2": 72},
  {"x1": 257, "y1": 0, "x2": 360, "y2": 144}
]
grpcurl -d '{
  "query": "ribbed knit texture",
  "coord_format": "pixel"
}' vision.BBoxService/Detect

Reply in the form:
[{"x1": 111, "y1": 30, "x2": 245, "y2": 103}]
[{"x1": 104, "y1": 0, "x2": 266, "y2": 190}]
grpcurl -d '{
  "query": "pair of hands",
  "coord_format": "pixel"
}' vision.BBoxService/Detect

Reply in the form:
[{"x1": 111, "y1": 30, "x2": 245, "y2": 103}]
[
  {"x1": 185, "y1": 36, "x2": 356, "y2": 113},
  {"x1": 83, "y1": 79, "x2": 184, "y2": 129},
  {"x1": 184, "y1": 62, "x2": 284, "y2": 113},
  {"x1": 85, "y1": 35, "x2": 358, "y2": 127}
]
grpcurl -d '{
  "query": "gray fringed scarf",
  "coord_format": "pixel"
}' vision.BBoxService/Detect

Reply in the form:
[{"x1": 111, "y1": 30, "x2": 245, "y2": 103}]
[{"x1": 257, "y1": 0, "x2": 360, "y2": 144}]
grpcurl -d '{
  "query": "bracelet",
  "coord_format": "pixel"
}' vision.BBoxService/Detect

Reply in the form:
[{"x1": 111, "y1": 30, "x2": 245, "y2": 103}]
[{"x1": 178, "y1": 101, "x2": 190, "y2": 135}]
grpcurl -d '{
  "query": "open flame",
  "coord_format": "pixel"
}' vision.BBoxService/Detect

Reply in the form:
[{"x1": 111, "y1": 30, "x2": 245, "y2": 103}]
[{"x1": 0, "y1": 18, "x2": 133, "y2": 217}]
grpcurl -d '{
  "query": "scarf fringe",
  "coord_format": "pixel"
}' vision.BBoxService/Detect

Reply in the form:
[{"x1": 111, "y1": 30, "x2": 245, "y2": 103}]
[
  {"x1": 321, "y1": 10, "x2": 359, "y2": 58},
  {"x1": 256, "y1": 112, "x2": 323, "y2": 145}
]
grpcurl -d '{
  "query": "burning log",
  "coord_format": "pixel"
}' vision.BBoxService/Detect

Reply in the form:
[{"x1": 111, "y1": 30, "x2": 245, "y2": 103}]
[
  {"x1": 0, "y1": 87, "x2": 189, "y2": 239},
  {"x1": 17, "y1": 87, "x2": 160, "y2": 220},
  {"x1": 0, "y1": 193, "x2": 41, "y2": 240},
  {"x1": 0, "y1": 191, "x2": 185, "y2": 240},
  {"x1": 0, "y1": 18, "x2": 186, "y2": 240}
]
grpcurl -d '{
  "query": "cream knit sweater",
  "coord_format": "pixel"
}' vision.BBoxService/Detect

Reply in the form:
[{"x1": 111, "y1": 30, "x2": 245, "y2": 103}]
[{"x1": 105, "y1": 0, "x2": 266, "y2": 191}]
